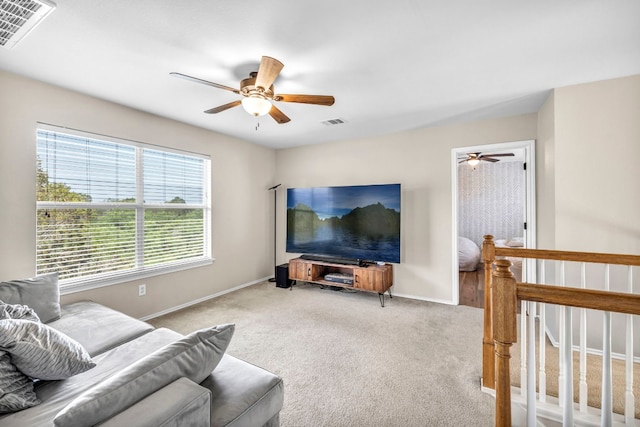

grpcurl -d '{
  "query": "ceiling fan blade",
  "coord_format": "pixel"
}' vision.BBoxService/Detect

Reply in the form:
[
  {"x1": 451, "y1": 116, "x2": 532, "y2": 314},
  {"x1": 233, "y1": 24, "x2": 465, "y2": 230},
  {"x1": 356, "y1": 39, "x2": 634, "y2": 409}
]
[
  {"x1": 204, "y1": 100, "x2": 242, "y2": 114},
  {"x1": 255, "y1": 56, "x2": 284, "y2": 91},
  {"x1": 170, "y1": 72, "x2": 239, "y2": 94},
  {"x1": 268, "y1": 104, "x2": 291, "y2": 124},
  {"x1": 275, "y1": 94, "x2": 335, "y2": 106},
  {"x1": 480, "y1": 153, "x2": 515, "y2": 158},
  {"x1": 482, "y1": 157, "x2": 500, "y2": 162}
]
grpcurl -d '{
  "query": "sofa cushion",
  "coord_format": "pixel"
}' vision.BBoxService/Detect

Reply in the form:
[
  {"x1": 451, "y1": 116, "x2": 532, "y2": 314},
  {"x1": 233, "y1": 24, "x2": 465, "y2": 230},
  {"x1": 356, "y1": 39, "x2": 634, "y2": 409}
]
[
  {"x1": 0, "y1": 351, "x2": 40, "y2": 414},
  {"x1": 97, "y1": 378, "x2": 211, "y2": 427},
  {"x1": 47, "y1": 301, "x2": 155, "y2": 357},
  {"x1": 0, "y1": 328, "x2": 182, "y2": 426},
  {"x1": 54, "y1": 324, "x2": 234, "y2": 427},
  {"x1": 0, "y1": 273, "x2": 60, "y2": 323},
  {"x1": 0, "y1": 319, "x2": 95, "y2": 380}
]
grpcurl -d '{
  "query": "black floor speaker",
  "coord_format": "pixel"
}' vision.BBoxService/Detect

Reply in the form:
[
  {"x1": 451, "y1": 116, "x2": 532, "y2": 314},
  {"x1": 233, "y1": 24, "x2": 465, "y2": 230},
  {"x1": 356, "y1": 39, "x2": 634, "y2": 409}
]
[{"x1": 276, "y1": 264, "x2": 293, "y2": 288}]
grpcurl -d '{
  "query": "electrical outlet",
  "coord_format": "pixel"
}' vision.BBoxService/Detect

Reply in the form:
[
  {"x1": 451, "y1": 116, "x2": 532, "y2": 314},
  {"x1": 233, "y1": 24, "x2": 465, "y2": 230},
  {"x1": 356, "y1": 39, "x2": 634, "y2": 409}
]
[{"x1": 138, "y1": 284, "x2": 146, "y2": 296}]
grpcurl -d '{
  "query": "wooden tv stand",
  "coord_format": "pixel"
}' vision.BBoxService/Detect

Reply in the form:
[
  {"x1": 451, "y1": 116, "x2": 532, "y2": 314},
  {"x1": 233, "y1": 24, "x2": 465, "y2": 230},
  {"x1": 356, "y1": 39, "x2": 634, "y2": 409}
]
[{"x1": 288, "y1": 257, "x2": 393, "y2": 306}]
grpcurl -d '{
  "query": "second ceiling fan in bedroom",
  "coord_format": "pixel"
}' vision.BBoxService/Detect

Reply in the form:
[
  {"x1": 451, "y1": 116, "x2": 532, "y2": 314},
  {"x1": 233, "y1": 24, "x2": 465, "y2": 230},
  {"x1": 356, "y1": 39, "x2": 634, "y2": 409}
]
[
  {"x1": 459, "y1": 152, "x2": 514, "y2": 166},
  {"x1": 171, "y1": 56, "x2": 335, "y2": 124}
]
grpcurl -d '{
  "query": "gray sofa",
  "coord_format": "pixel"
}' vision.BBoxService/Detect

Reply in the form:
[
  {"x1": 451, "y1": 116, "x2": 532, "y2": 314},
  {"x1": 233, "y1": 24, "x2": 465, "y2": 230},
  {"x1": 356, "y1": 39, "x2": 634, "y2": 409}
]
[{"x1": 0, "y1": 286, "x2": 284, "y2": 426}]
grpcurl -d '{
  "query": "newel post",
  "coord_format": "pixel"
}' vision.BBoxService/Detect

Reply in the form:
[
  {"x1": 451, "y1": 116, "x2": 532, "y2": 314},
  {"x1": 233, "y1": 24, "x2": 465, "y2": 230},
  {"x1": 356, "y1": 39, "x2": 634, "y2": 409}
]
[
  {"x1": 492, "y1": 259, "x2": 518, "y2": 427},
  {"x1": 482, "y1": 235, "x2": 496, "y2": 389}
]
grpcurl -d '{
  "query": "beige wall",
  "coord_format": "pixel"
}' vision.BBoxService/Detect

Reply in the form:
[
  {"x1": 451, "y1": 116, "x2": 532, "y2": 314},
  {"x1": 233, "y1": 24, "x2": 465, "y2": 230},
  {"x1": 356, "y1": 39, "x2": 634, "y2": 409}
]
[
  {"x1": 554, "y1": 74, "x2": 640, "y2": 254},
  {"x1": 536, "y1": 91, "x2": 556, "y2": 249},
  {"x1": 276, "y1": 114, "x2": 537, "y2": 303},
  {"x1": 0, "y1": 70, "x2": 276, "y2": 318},
  {"x1": 535, "y1": 75, "x2": 640, "y2": 254},
  {"x1": 2, "y1": 68, "x2": 637, "y2": 315},
  {"x1": 537, "y1": 76, "x2": 640, "y2": 356}
]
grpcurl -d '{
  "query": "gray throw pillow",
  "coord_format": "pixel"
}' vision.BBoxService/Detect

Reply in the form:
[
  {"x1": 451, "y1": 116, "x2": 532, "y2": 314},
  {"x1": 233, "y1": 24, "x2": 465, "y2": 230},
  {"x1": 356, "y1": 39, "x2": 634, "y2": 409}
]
[
  {"x1": 54, "y1": 324, "x2": 235, "y2": 427},
  {"x1": 0, "y1": 273, "x2": 60, "y2": 323},
  {"x1": 0, "y1": 319, "x2": 95, "y2": 380},
  {"x1": 0, "y1": 351, "x2": 40, "y2": 414},
  {"x1": 0, "y1": 301, "x2": 40, "y2": 322},
  {"x1": 0, "y1": 303, "x2": 43, "y2": 413}
]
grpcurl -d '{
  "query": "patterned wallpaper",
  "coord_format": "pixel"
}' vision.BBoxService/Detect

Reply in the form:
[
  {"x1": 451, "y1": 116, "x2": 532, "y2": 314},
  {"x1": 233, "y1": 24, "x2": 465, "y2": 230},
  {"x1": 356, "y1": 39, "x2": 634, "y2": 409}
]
[{"x1": 458, "y1": 161, "x2": 525, "y2": 247}]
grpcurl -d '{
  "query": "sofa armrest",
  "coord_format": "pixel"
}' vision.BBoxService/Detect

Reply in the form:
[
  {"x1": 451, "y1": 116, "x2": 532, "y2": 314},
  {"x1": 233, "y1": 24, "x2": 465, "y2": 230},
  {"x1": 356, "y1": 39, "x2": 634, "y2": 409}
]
[
  {"x1": 96, "y1": 378, "x2": 211, "y2": 427},
  {"x1": 201, "y1": 354, "x2": 284, "y2": 427}
]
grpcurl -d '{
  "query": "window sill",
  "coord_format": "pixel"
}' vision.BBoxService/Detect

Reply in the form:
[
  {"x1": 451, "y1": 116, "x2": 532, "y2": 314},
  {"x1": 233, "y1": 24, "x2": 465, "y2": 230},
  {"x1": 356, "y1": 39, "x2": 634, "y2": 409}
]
[{"x1": 59, "y1": 257, "x2": 214, "y2": 295}]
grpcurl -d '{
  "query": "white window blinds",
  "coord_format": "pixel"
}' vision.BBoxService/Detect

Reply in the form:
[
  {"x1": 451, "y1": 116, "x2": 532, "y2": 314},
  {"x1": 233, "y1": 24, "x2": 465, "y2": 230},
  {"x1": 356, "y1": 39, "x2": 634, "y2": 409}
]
[{"x1": 36, "y1": 125, "x2": 211, "y2": 290}]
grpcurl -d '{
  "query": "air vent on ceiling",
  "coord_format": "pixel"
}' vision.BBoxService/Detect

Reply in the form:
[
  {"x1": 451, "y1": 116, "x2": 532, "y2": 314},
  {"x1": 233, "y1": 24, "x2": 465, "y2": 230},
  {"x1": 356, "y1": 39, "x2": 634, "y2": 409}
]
[
  {"x1": 0, "y1": 0, "x2": 56, "y2": 49},
  {"x1": 321, "y1": 118, "x2": 347, "y2": 126}
]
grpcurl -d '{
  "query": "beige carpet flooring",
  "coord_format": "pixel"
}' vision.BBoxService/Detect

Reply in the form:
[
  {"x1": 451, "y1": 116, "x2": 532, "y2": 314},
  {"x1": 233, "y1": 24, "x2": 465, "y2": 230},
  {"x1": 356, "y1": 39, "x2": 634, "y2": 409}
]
[{"x1": 149, "y1": 281, "x2": 495, "y2": 426}]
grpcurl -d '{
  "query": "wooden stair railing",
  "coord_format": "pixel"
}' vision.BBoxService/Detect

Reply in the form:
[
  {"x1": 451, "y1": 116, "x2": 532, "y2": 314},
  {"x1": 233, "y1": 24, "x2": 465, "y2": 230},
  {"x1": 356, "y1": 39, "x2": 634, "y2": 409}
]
[{"x1": 481, "y1": 235, "x2": 640, "y2": 427}]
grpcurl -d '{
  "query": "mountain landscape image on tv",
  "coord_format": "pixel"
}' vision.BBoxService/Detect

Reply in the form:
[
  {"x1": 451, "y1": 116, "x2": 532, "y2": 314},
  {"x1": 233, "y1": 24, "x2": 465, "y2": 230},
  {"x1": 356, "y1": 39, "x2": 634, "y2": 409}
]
[{"x1": 286, "y1": 184, "x2": 401, "y2": 263}]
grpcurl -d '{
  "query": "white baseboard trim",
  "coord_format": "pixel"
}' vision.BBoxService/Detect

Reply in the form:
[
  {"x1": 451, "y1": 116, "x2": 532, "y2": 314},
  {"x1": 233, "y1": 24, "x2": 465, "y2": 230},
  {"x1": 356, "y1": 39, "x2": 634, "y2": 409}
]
[
  {"x1": 139, "y1": 276, "x2": 271, "y2": 321},
  {"x1": 392, "y1": 292, "x2": 456, "y2": 305},
  {"x1": 140, "y1": 281, "x2": 456, "y2": 321},
  {"x1": 541, "y1": 315, "x2": 640, "y2": 363}
]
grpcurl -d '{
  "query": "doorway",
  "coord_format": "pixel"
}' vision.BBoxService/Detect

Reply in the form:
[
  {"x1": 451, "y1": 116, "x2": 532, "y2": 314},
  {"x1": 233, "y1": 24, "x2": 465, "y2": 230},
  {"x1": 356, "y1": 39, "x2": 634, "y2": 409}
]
[{"x1": 451, "y1": 140, "x2": 536, "y2": 307}]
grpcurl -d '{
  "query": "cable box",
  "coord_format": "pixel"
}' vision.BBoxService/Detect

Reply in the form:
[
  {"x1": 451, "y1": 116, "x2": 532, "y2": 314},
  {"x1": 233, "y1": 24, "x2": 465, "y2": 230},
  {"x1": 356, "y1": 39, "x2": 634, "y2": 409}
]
[{"x1": 324, "y1": 273, "x2": 354, "y2": 285}]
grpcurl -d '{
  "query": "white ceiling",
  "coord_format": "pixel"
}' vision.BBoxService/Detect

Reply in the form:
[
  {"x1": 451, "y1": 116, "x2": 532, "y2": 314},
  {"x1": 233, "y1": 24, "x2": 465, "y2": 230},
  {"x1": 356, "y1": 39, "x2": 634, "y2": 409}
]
[{"x1": 2, "y1": 1, "x2": 639, "y2": 149}]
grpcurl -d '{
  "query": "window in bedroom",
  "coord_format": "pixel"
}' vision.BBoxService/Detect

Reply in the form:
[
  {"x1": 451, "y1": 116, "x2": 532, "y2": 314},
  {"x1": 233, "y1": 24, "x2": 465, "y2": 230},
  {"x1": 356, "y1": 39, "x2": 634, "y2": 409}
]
[{"x1": 36, "y1": 124, "x2": 211, "y2": 291}]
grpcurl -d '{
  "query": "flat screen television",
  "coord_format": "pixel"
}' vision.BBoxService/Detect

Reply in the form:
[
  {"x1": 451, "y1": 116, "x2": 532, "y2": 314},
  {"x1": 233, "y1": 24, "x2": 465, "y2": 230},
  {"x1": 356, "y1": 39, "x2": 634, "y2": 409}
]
[{"x1": 286, "y1": 184, "x2": 401, "y2": 264}]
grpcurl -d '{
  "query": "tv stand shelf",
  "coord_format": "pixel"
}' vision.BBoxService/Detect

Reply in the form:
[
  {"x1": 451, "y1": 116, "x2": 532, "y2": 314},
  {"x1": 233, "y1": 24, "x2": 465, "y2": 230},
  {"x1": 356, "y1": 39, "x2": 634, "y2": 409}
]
[{"x1": 288, "y1": 257, "x2": 393, "y2": 307}]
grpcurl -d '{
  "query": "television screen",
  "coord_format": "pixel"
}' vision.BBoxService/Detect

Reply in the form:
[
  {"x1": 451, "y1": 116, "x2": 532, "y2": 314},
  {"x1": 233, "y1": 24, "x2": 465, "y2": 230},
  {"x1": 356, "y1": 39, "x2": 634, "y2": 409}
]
[{"x1": 286, "y1": 184, "x2": 401, "y2": 263}]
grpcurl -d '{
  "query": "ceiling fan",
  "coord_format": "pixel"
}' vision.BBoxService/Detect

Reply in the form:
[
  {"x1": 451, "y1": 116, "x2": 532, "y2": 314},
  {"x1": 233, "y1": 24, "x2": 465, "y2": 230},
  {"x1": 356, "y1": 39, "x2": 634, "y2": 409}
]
[
  {"x1": 459, "y1": 152, "x2": 515, "y2": 166},
  {"x1": 170, "y1": 56, "x2": 335, "y2": 124}
]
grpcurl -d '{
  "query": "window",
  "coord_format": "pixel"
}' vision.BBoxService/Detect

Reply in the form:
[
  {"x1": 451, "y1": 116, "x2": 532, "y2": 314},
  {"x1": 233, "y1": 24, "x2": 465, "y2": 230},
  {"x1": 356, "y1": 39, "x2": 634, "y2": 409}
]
[{"x1": 36, "y1": 124, "x2": 211, "y2": 291}]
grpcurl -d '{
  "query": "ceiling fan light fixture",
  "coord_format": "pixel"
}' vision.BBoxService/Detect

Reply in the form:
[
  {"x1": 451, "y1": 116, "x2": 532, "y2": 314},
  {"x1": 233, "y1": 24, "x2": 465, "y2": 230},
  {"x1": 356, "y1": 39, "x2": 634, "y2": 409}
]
[
  {"x1": 467, "y1": 158, "x2": 480, "y2": 166},
  {"x1": 242, "y1": 96, "x2": 272, "y2": 117},
  {"x1": 172, "y1": 56, "x2": 333, "y2": 124}
]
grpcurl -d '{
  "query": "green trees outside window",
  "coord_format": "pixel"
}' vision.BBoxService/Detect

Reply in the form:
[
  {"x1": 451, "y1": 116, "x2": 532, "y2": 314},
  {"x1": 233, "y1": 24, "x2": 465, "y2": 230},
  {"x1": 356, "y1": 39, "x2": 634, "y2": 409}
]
[{"x1": 36, "y1": 127, "x2": 210, "y2": 285}]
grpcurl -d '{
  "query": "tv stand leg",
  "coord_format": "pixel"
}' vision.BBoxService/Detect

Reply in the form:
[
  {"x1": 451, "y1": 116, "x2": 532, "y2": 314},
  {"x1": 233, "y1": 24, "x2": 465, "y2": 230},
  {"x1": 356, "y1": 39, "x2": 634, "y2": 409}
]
[
  {"x1": 378, "y1": 293, "x2": 385, "y2": 307},
  {"x1": 388, "y1": 288, "x2": 393, "y2": 299}
]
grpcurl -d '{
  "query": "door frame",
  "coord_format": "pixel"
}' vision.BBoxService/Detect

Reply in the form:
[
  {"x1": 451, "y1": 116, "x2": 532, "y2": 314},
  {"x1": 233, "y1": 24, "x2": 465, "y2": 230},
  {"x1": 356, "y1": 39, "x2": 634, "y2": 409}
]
[{"x1": 451, "y1": 139, "x2": 536, "y2": 305}]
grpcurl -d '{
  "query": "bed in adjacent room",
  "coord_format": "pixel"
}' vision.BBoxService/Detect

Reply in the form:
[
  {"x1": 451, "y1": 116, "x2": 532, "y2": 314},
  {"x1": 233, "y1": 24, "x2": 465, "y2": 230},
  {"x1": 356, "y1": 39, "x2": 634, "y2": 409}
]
[{"x1": 458, "y1": 235, "x2": 523, "y2": 308}]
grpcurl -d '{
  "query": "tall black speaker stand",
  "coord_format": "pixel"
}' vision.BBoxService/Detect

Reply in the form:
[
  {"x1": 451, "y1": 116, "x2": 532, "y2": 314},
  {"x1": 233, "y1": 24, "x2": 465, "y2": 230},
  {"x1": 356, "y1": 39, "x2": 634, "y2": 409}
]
[{"x1": 267, "y1": 184, "x2": 281, "y2": 282}]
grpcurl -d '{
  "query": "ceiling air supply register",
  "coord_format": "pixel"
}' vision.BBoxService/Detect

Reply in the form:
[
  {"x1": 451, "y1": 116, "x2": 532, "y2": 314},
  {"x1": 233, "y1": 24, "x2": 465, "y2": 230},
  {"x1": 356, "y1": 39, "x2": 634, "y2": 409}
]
[{"x1": 0, "y1": 0, "x2": 56, "y2": 49}]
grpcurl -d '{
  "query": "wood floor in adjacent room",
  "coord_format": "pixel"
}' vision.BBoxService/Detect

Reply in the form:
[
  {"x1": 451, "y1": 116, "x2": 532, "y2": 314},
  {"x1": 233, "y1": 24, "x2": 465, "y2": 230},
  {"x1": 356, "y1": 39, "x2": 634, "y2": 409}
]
[{"x1": 459, "y1": 265, "x2": 485, "y2": 309}]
